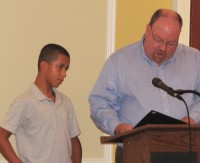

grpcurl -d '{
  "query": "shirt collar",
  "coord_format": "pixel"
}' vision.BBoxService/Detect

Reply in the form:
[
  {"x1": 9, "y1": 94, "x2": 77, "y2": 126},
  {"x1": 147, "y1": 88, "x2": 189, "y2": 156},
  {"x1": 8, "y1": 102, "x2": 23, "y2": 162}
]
[{"x1": 30, "y1": 83, "x2": 61, "y2": 103}]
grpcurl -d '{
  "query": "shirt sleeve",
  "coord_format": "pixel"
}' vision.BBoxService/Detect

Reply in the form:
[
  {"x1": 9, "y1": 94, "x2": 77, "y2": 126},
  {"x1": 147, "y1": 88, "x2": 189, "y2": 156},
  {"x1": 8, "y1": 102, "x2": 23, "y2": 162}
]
[
  {"x1": 188, "y1": 52, "x2": 200, "y2": 123},
  {"x1": 89, "y1": 56, "x2": 122, "y2": 135},
  {"x1": 0, "y1": 98, "x2": 26, "y2": 134},
  {"x1": 67, "y1": 99, "x2": 81, "y2": 138}
]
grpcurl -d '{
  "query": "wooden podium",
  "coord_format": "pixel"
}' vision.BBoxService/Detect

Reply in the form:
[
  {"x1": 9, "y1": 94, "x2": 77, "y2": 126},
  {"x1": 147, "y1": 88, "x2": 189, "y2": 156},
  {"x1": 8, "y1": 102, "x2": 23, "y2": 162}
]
[{"x1": 101, "y1": 124, "x2": 200, "y2": 163}]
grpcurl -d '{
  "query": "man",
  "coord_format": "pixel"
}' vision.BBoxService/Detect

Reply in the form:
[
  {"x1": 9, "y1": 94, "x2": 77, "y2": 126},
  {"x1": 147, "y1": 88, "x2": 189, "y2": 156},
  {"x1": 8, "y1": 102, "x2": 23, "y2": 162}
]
[
  {"x1": 0, "y1": 44, "x2": 82, "y2": 163},
  {"x1": 89, "y1": 9, "x2": 200, "y2": 163}
]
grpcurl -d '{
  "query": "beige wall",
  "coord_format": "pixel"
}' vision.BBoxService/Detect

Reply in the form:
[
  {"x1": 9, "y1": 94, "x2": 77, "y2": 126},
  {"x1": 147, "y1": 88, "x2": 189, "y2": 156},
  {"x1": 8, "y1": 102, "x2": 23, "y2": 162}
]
[
  {"x1": 116, "y1": 0, "x2": 171, "y2": 49},
  {"x1": 0, "y1": 1, "x2": 189, "y2": 163},
  {"x1": 0, "y1": 1, "x2": 107, "y2": 162}
]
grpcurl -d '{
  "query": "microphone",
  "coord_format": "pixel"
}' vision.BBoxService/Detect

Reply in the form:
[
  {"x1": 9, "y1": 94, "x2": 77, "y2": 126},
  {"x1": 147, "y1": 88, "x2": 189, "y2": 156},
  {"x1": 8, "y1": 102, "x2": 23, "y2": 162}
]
[{"x1": 152, "y1": 78, "x2": 183, "y2": 101}]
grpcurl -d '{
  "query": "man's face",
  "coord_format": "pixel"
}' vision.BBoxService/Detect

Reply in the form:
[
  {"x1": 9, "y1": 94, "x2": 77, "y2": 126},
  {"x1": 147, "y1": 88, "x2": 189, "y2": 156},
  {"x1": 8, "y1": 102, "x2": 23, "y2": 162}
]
[
  {"x1": 45, "y1": 54, "x2": 70, "y2": 88},
  {"x1": 144, "y1": 18, "x2": 181, "y2": 66}
]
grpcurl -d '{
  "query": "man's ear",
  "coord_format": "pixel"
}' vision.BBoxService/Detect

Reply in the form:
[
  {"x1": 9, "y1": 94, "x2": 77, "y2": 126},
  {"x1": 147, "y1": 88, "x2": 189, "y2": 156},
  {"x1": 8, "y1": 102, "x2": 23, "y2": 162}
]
[
  {"x1": 144, "y1": 24, "x2": 151, "y2": 38},
  {"x1": 145, "y1": 24, "x2": 151, "y2": 33},
  {"x1": 40, "y1": 61, "x2": 48, "y2": 71}
]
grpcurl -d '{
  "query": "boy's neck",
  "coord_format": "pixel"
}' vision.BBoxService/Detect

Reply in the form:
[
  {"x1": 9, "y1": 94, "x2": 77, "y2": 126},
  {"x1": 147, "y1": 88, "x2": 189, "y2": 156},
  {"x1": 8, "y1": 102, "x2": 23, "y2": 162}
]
[{"x1": 34, "y1": 76, "x2": 56, "y2": 102}]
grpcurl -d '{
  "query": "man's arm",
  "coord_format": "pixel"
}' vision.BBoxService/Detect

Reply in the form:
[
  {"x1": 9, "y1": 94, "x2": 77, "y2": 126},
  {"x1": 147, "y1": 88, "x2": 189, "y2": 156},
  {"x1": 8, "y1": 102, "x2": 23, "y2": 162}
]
[
  {"x1": 0, "y1": 127, "x2": 22, "y2": 163},
  {"x1": 71, "y1": 136, "x2": 82, "y2": 163}
]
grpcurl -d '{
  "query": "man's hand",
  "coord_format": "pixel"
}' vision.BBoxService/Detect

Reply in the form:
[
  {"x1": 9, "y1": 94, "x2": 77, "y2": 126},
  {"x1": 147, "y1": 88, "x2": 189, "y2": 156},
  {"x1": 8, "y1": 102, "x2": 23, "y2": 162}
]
[
  {"x1": 181, "y1": 117, "x2": 196, "y2": 125},
  {"x1": 114, "y1": 124, "x2": 133, "y2": 135}
]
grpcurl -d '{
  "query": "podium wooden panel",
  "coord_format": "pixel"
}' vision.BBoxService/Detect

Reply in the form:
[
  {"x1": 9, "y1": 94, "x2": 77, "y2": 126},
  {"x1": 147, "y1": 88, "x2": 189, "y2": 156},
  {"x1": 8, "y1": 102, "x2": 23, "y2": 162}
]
[{"x1": 101, "y1": 124, "x2": 200, "y2": 163}]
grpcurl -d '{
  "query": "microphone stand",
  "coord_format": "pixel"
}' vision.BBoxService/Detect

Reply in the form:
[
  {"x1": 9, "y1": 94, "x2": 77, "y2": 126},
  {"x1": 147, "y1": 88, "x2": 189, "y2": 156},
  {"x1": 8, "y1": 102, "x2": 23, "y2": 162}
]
[
  {"x1": 175, "y1": 89, "x2": 200, "y2": 97},
  {"x1": 175, "y1": 89, "x2": 200, "y2": 162},
  {"x1": 175, "y1": 95, "x2": 192, "y2": 151}
]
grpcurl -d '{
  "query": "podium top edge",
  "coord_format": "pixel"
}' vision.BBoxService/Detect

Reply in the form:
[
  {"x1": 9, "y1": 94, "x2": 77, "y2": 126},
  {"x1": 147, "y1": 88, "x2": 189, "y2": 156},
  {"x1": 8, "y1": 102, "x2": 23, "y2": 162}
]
[{"x1": 100, "y1": 124, "x2": 200, "y2": 144}]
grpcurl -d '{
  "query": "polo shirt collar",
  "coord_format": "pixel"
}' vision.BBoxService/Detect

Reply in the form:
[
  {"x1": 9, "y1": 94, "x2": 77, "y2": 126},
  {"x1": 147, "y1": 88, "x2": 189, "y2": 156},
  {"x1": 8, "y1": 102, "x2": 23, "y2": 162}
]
[{"x1": 30, "y1": 83, "x2": 61, "y2": 103}]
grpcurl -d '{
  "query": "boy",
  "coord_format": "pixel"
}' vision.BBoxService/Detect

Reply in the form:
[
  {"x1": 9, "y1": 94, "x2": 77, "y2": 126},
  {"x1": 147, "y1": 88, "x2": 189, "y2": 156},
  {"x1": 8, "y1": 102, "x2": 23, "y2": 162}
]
[{"x1": 0, "y1": 44, "x2": 82, "y2": 163}]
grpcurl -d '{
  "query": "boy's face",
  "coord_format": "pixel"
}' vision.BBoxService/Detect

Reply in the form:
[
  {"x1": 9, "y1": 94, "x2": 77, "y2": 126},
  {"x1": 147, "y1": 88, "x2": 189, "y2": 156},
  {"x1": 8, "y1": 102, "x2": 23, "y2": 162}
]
[{"x1": 44, "y1": 54, "x2": 70, "y2": 88}]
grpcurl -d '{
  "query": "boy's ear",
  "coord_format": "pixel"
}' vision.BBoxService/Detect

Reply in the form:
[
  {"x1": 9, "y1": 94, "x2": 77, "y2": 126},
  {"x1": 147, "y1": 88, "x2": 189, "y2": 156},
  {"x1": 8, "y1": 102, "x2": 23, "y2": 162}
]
[{"x1": 40, "y1": 61, "x2": 48, "y2": 71}]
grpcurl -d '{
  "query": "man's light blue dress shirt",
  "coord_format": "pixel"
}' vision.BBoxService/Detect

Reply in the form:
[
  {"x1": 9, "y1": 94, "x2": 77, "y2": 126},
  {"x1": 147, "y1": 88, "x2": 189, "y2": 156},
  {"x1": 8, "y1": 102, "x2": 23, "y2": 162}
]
[{"x1": 89, "y1": 39, "x2": 200, "y2": 136}]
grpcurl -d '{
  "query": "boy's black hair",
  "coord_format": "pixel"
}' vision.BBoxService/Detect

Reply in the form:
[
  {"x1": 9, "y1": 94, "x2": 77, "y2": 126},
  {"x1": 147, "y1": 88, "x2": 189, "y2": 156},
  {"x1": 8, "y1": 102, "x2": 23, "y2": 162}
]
[{"x1": 38, "y1": 43, "x2": 70, "y2": 71}]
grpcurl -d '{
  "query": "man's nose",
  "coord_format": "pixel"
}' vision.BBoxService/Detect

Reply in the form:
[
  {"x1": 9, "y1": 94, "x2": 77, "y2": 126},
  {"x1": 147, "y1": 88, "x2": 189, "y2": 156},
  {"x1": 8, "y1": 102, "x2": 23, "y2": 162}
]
[{"x1": 159, "y1": 43, "x2": 167, "y2": 51}]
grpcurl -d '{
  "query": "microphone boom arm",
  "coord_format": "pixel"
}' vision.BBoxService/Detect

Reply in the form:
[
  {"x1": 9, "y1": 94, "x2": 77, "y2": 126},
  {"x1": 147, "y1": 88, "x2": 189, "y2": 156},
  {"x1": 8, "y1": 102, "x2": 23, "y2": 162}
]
[{"x1": 175, "y1": 89, "x2": 200, "y2": 97}]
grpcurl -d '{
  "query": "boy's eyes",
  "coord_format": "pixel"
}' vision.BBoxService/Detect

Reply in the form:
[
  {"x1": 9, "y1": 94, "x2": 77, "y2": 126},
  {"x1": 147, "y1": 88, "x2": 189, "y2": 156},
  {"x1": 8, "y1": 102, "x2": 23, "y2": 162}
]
[{"x1": 57, "y1": 64, "x2": 69, "y2": 71}]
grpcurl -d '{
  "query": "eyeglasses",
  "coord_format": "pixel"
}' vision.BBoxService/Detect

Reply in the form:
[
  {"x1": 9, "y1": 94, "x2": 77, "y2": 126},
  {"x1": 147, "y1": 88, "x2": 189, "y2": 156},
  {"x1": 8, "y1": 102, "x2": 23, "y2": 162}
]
[{"x1": 150, "y1": 27, "x2": 178, "y2": 48}]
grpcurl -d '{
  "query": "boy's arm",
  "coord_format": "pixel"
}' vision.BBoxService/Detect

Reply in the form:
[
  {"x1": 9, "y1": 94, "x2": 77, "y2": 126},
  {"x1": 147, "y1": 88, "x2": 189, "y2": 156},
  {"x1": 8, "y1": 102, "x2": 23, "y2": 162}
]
[
  {"x1": 71, "y1": 136, "x2": 82, "y2": 163},
  {"x1": 0, "y1": 127, "x2": 22, "y2": 163}
]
